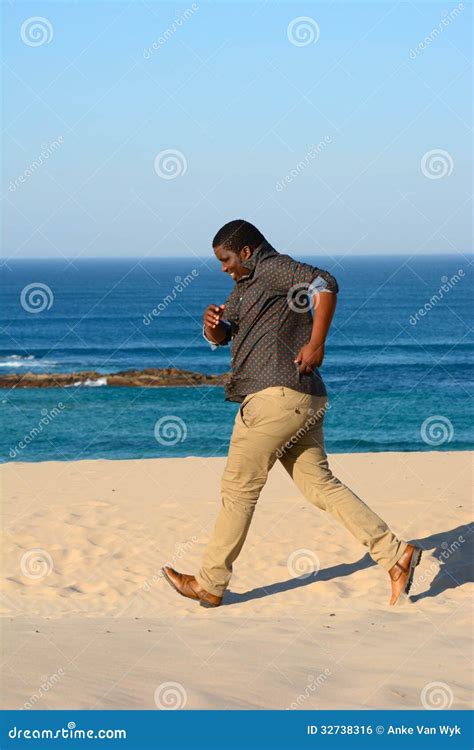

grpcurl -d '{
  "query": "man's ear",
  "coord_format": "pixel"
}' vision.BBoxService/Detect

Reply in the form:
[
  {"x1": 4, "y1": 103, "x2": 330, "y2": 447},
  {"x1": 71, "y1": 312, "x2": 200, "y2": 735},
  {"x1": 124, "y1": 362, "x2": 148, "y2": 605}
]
[{"x1": 240, "y1": 245, "x2": 253, "y2": 262}]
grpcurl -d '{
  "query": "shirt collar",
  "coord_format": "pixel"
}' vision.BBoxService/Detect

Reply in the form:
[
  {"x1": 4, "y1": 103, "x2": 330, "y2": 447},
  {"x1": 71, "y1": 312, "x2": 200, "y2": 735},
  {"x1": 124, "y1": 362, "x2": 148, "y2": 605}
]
[{"x1": 238, "y1": 240, "x2": 279, "y2": 281}]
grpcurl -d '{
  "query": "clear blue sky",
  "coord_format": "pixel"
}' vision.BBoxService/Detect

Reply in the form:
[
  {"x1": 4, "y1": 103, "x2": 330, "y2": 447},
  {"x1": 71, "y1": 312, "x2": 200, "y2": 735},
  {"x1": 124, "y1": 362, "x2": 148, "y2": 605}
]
[{"x1": 2, "y1": 0, "x2": 472, "y2": 260}]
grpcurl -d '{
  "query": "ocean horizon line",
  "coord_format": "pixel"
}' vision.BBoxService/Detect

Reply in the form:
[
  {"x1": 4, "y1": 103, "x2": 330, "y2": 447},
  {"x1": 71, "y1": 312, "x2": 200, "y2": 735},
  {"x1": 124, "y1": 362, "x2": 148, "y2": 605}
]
[{"x1": 3, "y1": 251, "x2": 473, "y2": 262}]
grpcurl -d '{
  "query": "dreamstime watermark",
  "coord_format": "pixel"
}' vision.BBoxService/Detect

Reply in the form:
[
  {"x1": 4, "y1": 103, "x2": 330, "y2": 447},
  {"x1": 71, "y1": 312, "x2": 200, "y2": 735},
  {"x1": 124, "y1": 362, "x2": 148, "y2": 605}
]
[
  {"x1": 154, "y1": 681, "x2": 187, "y2": 709},
  {"x1": 143, "y1": 4, "x2": 199, "y2": 58},
  {"x1": 409, "y1": 4, "x2": 464, "y2": 59},
  {"x1": 420, "y1": 416, "x2": 453, "y2": 446},
  {"x1": 20, "y1": 283, "x2": 54, "y2": 313},
  {"x1": 9, "y1": 137, "x2": 64, "y2": 192},
  {"x1": 154, "y1": 149, "x2": 187, "y2": 179},
  {"x1": 143, "y1": 270, "x2": 199, "y2": 325},
  {"x1": 421, "y1": 149, "x2": 454, "y2": 179},
  {"x1": 409, "y1": 269, "x2": 464, "y2": 325},
  {"x1": 276, "y1": 402, "x2": 331, "y2": 458},
  {"x1": 9, "y1": 403, "x2": 65, "y2": 458},
  {"x1": 287, "y1": 16, "x2": 320, "y2": 47},
  {"x1": 410, "y1": 535, "x2": 465, "y2": 595},
  {"x1": 23, "y1": 669, "x2": 66, "y2": 709},
  {"x1": 287, "y1": 283, "x2": 320, "y2": 314},
  {"x1": 20, "y1": 548, "x2": 54, "y2": 580},
  {"x1": 154, "y1": 416, "x2": 187, "y2": 445},
  {"x1": 287, "y1": 669, "x2": 332, "y2": 709},
  {"x1": 8, "y1": 724, "x2": 126, "y2": 740},
  {"x1": 143, "y1": 537, "x2": 198, "y2": 592},
  {"x1": 276, "y1": 137, "x2": 332, "y2": 192},
  {"x1": 20, "y1": 16, "x2": 54, "y2": 47},
  {"x1": 421, "y1": 681, "x2": 454, "y2": 709},
  {"x1": 287, "y1": 548, "x2": 320, "y2": 579}
]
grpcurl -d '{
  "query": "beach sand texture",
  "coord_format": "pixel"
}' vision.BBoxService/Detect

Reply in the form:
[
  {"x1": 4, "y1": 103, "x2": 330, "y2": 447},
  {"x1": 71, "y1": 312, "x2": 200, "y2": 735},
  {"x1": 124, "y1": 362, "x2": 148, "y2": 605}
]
[{"x1": 1, "y1": 451, "x2": 472, "y2": 710}]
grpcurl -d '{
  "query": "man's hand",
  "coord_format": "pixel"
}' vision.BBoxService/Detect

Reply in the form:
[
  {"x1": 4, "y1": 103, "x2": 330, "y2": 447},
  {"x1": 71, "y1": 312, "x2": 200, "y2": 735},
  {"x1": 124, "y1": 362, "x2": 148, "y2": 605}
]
[
  {"x1": 203, "y1": 304, "x2": 229, "y2": 345},
  {"x1": 204, "y1": 304, "x2": 225, "y2": 329},
  {"x1": 294, "y1": 342, "x2": 325, "y2": 376}
]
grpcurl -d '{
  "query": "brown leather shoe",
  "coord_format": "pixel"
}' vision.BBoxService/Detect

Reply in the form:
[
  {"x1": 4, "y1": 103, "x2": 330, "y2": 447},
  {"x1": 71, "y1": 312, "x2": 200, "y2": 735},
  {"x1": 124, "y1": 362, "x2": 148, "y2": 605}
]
[
  {"x1": 161, "y1": 566, "x2": 222, "y2": 608},
  {"x1": 388, "y1": 544, "x2": 422, "y2": 606}
]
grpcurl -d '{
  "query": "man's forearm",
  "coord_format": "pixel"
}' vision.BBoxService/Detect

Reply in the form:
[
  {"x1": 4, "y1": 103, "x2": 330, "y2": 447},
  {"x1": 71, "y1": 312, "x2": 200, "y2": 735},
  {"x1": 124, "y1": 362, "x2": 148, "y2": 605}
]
[
  {"x1": 204, "y1": 320, "x2": 230, "y2": 345},
  {"x1": 294, "y1": 292, "x2": 337, "y2": 373},
  {"x1": 310, "y1": 292, "x2": 337, "y2": 347}
]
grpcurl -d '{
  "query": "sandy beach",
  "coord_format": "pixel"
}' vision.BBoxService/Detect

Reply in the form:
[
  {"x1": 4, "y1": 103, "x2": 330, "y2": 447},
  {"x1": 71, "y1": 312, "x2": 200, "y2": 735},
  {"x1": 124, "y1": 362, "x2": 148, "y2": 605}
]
[{"x1": 1, "y1": 451, "x2": 472, "y2": 710}]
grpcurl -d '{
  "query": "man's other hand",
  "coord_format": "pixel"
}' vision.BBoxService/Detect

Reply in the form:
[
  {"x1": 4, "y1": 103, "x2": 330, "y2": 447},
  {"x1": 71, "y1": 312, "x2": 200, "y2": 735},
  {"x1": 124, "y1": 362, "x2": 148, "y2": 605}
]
[{"x1": 294, "y1": 342, "x2": 325, "y2": 376}]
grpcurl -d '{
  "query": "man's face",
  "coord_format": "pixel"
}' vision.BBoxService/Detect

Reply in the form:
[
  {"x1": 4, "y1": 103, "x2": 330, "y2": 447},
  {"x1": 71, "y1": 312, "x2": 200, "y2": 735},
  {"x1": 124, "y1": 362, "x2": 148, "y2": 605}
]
[{"x1": 213, "y1": 244, "x2": 252, "y2": 281}]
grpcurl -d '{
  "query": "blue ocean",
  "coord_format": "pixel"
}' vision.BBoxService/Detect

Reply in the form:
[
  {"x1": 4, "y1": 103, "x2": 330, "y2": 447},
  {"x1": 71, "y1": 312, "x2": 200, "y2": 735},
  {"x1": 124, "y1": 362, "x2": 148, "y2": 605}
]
[{"x1": 1, "y1": 254, "x2": 472, "y2": 462}]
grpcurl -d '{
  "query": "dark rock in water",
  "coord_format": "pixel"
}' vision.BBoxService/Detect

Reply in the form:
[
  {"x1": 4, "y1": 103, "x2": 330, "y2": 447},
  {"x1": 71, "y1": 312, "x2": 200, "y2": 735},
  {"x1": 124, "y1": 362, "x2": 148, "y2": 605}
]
[{"x1": 0, "y1": 368, "x2": 229, "y2": 389}]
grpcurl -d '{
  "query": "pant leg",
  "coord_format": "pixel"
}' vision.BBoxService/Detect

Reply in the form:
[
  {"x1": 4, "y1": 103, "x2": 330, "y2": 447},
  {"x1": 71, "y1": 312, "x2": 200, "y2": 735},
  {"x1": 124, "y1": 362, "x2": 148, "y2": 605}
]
[
  {"x1": 196, "y1": 387, "x2": 317, "y2": 596},
  {"x1": 278, "y1": 396, "x2": 408, "y2": 571}
]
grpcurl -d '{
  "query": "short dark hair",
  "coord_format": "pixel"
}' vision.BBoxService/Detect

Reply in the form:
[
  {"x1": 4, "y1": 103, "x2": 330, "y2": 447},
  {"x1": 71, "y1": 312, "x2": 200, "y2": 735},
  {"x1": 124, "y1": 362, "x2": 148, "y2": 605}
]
[{"x1": 212, "y1": 220, "x2": 265, "y2": 253}]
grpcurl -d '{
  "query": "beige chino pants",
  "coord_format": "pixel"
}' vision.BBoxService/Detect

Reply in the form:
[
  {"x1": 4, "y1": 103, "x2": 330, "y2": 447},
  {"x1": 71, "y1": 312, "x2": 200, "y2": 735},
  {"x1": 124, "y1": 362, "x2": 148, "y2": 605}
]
[{"x1": 196, "y1": 386, "x2": 408, "y2": 597}]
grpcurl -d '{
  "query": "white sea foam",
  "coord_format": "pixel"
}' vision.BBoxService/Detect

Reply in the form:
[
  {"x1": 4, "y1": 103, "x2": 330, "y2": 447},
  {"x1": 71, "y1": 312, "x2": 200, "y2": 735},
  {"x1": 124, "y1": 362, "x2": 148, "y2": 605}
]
[
  {"x1": 64, "y1": 377, "x2": 108, "y2": 388},
  {"x1": 0, "y1": 355, "x2": 58, "y2": 368}
]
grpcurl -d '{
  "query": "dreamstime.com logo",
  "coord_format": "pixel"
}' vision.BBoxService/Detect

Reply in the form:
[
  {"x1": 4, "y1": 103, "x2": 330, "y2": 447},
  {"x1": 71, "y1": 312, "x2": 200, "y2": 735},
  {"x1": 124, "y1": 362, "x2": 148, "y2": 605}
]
[
  {"x1": 421, "y1": 149, "x2": 454, "y2": 179},
  {"x1": 9, "y1": 137, "x2": 64, "y2": 192},
  {"x1": 10, "y1": 402, "x2": 65, "y2": 458},
  {"x1": 20, "y1": 283, "x2": 54, "y2": 313},
  {"x1": 20, "y1": 548, "x2": 54, "y2": 580},
  {"x1": 420, "y1": 416, "x2": 453, "y2": 446},
  {"x1": 154, "y1": 416, "x2": 187, "y2": 445},
  {"x1": 409, "y1": 3, "x2": 464, "y2": 59},
  {"x1": 287, "y1": 669, "x2": 332, "y2": 709},
  {"x1": 276, "y1": 402, "x2": 330, "y2": 458},
  {"x1": 410, "y1": 534, "x2": 465, "y2": 595},
  {"x1": 154, "y1": 149, "x2": 187, "y2": 179},
  {"x1": 408, "y1": 270, "x2": 464, "y2": 325},
  {"x1": 287, "y1": 548, "x2": 320, "y2": 579},
  {"x1": 8, "y1": 722, "x2": 126, "y2": 740},
  {"x1": 20, "y1": 16, "x2": 54, "y2": 46},
  {"x1": 143, "y1": 4, "x2": 199, "y2": 58},
  {"x1": 421, "y1": 681, "x2": 454, "y2": 709},
  {"x1": 23, "y1": 669, "x2": 66, "y2": 709},
  {"x1": 154, "y1": 681, "x2": 187, "y2": 709},
  {"x1": 143, "y1": 270, "x2": 199, "y2": 325},
  {"x1": 287, "y1": 16, "x2": 320, "y2": 47},
  {"x1": 276, "y1": 137, "x2": 332, "y2": 191},
  {"x1": 142, "y1": 537, "x2": 198, "y2": 592},
  {"x1": 287, "y1": 283, "x2": 320, "y2": 314}
]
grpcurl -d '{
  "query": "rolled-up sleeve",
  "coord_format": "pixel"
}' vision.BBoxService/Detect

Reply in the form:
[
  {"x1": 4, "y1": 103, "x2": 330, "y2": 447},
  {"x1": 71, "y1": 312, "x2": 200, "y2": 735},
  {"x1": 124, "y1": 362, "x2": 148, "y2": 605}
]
[
  {"x1": 308, "y1": 275, "x2": 334, "y2": 295},
  {"x1": 202, "y1": 319, "x2": 232, "y2": 349},
  {"x1": 263, "y1": 253, "x2": 338, "y2": 294},
  {"x1": 291, "y1": 259, "x2": 339, "y2": 294}
]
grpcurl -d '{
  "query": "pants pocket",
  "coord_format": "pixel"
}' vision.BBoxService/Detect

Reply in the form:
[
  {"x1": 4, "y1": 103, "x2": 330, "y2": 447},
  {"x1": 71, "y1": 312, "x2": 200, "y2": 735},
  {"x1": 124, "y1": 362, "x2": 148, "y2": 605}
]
[
  {"x1": 239, "y1": 389, "x2": 297, "y2": 429},
  {"x1": 238, "y1": 393, "x2": 259, "y2": 427}
]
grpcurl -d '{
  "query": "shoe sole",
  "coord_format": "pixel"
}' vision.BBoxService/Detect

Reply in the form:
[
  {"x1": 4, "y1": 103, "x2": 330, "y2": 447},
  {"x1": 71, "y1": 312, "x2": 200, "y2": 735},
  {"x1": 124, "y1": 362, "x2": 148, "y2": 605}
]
[
  {"x1": 161, "y1": 568, "x2": 220, "y2": 608},
  {"x1": 393, "y1": 548, "x2": 423, "y2": 606},
  {"x1": 404, "y1": 547, "x2": 422, "y2": 596}
]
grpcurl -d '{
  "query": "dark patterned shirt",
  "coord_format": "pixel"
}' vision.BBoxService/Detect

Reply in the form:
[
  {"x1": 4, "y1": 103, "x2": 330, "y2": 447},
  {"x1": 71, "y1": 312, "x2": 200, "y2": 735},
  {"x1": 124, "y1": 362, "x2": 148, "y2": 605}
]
[{"x1": 206, "y1": 241, "x2": 339, "y2": 402}]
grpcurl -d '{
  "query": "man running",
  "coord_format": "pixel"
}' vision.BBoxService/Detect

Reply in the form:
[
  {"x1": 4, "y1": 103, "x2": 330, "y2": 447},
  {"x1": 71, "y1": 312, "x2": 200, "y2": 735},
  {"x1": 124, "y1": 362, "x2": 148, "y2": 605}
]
[{"x1": 162, "y1": 220, "x2": 421, "y2": 608}]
